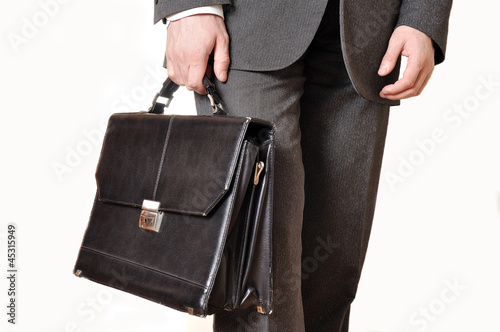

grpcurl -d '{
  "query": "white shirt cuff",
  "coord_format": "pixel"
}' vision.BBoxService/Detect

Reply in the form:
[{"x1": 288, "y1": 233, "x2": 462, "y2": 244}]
[{"x1": 166, "y1": 5, "x2": 224, "y2": 24}]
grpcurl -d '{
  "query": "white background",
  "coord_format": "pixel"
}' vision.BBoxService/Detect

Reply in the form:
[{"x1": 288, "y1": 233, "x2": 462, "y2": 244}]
[{"x1": 1, "y1": 1, "x2": 499, "y2": 331}]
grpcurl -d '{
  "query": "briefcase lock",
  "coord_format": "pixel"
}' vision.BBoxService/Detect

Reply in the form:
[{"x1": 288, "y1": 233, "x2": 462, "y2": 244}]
[{"x1": 139, "y1": 200, "x2": 164, "y2": 232}]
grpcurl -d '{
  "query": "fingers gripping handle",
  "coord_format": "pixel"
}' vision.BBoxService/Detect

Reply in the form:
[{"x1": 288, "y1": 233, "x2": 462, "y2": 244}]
[{"x1": 149, "y1": 76, "x2": 227, "y2": 115}]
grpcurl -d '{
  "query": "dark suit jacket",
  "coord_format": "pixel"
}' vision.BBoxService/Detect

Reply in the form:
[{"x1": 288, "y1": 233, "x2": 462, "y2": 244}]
[{"x1": 154, "y1": 0, "x2": 452, "y2": 105}]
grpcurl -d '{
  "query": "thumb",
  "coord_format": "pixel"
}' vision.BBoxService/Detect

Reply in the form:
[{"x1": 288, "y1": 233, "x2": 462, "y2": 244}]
[
  {"x1": 378, "y1": 36, "x2": 403, "y2": 76},
  {"x1": 213, "y1": 34, "x2": 230, "y2": 82}
]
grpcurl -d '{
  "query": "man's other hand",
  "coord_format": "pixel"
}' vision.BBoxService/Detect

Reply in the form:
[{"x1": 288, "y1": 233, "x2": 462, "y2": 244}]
[
  {"x1": 378, "y1": 25, "x2": 435, "y2": 100},
  {"x1": 166, "y1": 14, "x2": 230, "y2": 94}
]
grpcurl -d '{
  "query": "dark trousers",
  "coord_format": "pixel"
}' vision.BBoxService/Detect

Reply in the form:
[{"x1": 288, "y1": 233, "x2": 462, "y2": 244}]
[{"x1": 195, "y1": 2, "x2": 390, "y2": 330}]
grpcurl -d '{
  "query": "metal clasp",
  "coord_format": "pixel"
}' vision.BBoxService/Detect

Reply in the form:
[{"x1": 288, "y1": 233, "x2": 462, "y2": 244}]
[
  {"x1": 254, "y1": 161, "x2": 265, "y2": 185},
  {"x1": 207, "y1": 93, "x2": 225, "y2": 115},
  {"x1": 148, "y1": 93, "x2": 173, "y2": 113},
  {"x1": 139, "y1": 200, "x2": 164, "y2": 232}
]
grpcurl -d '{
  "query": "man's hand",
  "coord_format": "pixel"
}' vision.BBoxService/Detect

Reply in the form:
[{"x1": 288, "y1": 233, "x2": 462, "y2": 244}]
[
  {"x1": 166, "y1": 14, "x2": 230, "y2": 94},
  {"x1": 378, "y1": 25, "x2": 435, "y2": 100}
]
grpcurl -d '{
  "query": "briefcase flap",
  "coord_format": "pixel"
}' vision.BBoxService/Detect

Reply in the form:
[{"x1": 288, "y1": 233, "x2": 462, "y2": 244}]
[{"x1": 95, "y1": 113, "x2": 256, "y2": 216}]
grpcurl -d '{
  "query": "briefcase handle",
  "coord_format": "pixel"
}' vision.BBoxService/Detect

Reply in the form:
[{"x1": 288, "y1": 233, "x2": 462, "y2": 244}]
[{"x1": 148, "y1": 76, "x2": 227, "y2": 116}]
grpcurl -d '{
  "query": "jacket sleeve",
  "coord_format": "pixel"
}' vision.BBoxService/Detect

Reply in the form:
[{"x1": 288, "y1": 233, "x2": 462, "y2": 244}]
[
  {"x1": 396, "y1": 0, "x2": 453, "y2": 64},
  {"x1": 154, "y1": 0, "x2": 231, "y2": 24}
]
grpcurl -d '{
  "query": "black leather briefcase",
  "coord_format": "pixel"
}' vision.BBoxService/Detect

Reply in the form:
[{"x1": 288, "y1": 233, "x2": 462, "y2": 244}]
[{"x1": 73, "y1": 77, "x2": 274, "y2": 317}]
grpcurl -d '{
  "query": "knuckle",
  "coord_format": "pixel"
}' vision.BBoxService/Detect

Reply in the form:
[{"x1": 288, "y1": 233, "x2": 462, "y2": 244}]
[
  {"x1": 167, "y1": 70, "x2": 178, "y2": 82},
  {"x1": 217, "y1": 56, "x2": 231, "y2": 65},
  {"x1": 401, "y1": 80, "x2": 414, "y2": 89},
  {"x1": 219, "y1": 33, "x2": 229, "y2": 44},
  {"x1": 167, "y1": 67, "x2": 176, "y2": 78},
  {"x1": 406, "y1": 88, "x2": 418, "y2": 97},
  {"x1": 186, "y1": 78, "x2": 201, "y2": 92}
]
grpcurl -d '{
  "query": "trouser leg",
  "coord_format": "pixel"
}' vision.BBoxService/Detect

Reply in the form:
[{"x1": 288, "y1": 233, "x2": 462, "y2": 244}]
[
  {"x1": 196, "y1": 64, "x2": 307, "y2": 332},
  {"x1": 299, "y1": 2, "x2": 390, "y2": 330},
  {"x1": 300, "y1": 70, "x2": 389, "y2": 332}
]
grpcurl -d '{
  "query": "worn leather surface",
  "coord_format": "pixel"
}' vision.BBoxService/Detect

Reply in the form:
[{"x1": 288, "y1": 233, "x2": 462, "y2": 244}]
[{"x1": 74, "y1": 112, "x2": 274, "y2": 317}]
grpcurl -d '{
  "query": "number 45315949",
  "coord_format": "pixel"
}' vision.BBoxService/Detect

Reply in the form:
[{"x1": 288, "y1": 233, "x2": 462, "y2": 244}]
[{"x1": 7, "y1": 224, "x2": 16, "y2": 269}]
